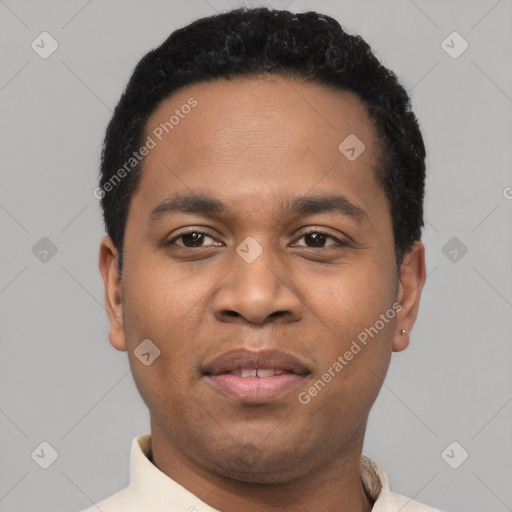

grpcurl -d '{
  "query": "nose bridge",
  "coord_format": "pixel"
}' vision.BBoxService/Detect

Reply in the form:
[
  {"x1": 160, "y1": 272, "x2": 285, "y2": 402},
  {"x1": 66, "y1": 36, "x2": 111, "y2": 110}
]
[{"x1": 212, "y1": 236, "x2": 302, "y2": 324}]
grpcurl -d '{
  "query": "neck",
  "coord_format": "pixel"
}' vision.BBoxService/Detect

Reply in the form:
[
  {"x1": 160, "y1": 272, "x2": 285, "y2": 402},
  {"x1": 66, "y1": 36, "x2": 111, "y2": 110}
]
[{"x1": 149, "y1": 418, "x2": 374, "y2": 512}]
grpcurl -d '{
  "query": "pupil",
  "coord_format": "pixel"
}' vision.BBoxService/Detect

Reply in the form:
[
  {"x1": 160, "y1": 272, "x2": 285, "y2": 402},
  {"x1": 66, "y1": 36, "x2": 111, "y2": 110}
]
[
  {"x1": 306, "y1": 232, "x2": 325, "y2": 247},
  {"x1": 183, "y1": 232, "x2": 203, "y2": 247}
]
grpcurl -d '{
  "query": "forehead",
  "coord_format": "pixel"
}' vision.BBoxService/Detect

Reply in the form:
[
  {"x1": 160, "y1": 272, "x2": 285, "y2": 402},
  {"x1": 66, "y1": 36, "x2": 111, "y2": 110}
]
[
  {"x1": 143, "y1": 75, "x2": 378, "y2": 159},
  {"x1": 130, "y1": 75, "x2": 386, "y2": 226}
]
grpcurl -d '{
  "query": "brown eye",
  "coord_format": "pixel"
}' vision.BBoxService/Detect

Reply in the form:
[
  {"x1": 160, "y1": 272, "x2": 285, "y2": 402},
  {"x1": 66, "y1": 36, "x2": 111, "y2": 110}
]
[
  {"x1": 168, "y1": 231, "x2": 218, "y2": 248},
  {"x1": 294, "y1": 230, "x2": 345, "y2": 249}
]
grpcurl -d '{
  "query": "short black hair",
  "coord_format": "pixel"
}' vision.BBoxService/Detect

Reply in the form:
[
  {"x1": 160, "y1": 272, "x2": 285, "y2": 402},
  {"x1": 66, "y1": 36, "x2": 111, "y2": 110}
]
[{"x1": 98, "y1": 7, "x2": 426, "y2": 275}]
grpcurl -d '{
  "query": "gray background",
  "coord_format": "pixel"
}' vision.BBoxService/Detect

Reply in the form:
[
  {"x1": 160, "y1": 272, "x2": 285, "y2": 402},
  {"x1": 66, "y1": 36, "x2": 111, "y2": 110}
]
[{"x1": 1, "y1": 0, "x2": 511, "y2": 511}]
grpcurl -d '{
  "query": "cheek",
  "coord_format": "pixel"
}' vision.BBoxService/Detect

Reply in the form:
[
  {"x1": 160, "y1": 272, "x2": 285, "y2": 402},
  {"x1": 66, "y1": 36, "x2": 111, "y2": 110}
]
[
  {"x1": 120, "y1": 258, "x2": 215, "y2": 390},
  {"x1": 307, "y1": 253, "x2": 397, "y2": 331},
  {"x1": 122, "y1": 257, "x2": 206, "y2": 339},
  {"x1": 121, "y1": 271, "x2": 200, "y2": 418},
  {"x1": 305, "y1": 311, "x2": 394, "y2": 428},
  {"x1": 302, "y1": 258, "x2": 396, "y2": 399}
]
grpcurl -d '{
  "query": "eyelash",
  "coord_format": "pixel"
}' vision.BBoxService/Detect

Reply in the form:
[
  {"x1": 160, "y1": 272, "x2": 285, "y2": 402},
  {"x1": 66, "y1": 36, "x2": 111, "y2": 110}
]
[{"x1": 167, "y1": 228, "x2": 348, "y2": 250}]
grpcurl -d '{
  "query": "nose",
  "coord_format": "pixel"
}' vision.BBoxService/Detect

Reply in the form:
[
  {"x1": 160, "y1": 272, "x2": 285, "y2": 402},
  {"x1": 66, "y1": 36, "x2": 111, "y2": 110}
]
[{"x1": 212, "y1": 243, "x2": 303, "y2": 325}]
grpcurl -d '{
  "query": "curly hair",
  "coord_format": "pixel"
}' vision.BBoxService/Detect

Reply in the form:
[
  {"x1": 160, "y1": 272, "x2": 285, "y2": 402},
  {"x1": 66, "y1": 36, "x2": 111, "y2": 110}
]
[{"x1": 98, "y1": 7, "x2": 426, "y2": 273}]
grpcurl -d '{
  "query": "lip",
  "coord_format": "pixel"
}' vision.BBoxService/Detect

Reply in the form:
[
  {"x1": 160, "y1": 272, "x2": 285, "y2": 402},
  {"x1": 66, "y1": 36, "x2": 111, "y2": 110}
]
[{"x1": 202, "y1": 348, "x2": 311, "y2": 404}]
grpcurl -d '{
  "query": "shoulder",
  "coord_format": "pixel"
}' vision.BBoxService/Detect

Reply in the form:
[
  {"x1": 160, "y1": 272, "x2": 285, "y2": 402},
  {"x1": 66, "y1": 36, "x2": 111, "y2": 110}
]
[
  {"x1": 77, "y1": 487, "x2": 132, "y2": 512},
  {"x1": 389, "y1": 490, "x2": 442, "y2": 511}
]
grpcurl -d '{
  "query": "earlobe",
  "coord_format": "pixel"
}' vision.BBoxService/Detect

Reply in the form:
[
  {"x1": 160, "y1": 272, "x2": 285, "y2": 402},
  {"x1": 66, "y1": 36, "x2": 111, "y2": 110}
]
[
  {"x1": 98, "y1": 235, "x2": 127, "y2": 352},
  {"x1": 392, "y1": 241, "x2": 426, "y2": 353},
  {"x1": 393, "y1": 327, "x2": 410, "y2": 352}
]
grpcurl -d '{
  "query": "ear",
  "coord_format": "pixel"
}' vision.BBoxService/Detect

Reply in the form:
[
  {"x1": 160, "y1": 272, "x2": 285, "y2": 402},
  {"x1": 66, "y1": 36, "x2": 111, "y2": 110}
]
[
  {"x1": 98, "y1": 235, "x2": 127, "y2": 351},
  {"x1": 393, "y1": 241, "x2": 426, "y2": 352}
]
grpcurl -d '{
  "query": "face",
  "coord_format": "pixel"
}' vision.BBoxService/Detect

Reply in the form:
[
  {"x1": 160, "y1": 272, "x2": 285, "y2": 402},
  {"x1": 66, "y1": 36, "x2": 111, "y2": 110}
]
[{"x1": 100, "y1": 75, "x2": 425, "y2": 484}]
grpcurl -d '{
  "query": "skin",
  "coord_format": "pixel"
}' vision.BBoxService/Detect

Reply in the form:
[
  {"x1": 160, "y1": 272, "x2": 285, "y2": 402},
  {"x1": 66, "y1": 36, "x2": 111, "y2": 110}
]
[{"x1": 99, "y1": 75, "x2": 426, "y2": 512}]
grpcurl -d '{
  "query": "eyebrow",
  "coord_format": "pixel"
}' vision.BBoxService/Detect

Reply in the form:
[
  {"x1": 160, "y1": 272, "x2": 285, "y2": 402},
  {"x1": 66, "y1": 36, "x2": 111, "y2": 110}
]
[{"x1": 149, "y1": 193, "x2": 367, "y2": 225}]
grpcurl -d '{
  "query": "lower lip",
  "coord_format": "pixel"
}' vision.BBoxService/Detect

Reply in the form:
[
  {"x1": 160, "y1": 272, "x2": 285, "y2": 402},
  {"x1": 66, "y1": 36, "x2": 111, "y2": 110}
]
[{"x1": 205, "y1": 373, "x2": 306, "y2": 403}]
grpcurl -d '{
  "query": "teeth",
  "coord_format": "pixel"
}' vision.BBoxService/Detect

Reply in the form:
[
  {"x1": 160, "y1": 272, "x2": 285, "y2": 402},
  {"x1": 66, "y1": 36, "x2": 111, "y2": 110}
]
[
  {"x1": 240, "y1": 368, "x2": 257, "y2": 377},
  {"x1": 257, "y1": 368, "x2": 276, "y2": 378},
  {"x1": 234, "y1": 368, "x2": 287, "y2": 378}
]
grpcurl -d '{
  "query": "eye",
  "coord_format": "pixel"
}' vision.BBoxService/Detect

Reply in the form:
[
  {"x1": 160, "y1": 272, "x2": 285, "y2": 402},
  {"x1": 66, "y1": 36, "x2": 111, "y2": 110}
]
[
  {"x1": 292, "y1": 229, "x2": 346, "y2": 249},
  {"x1": 166, "y1": 228, "x2": 347, "y2": 250},
  {"x1": 167, "y1": 230, "x2": 220, "y2": 248}
]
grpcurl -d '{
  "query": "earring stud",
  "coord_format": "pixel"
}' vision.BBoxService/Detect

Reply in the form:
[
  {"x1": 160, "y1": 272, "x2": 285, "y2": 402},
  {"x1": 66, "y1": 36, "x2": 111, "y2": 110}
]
[{"x1": 400, "y1": 329, "x2": 407, "y2": 335}]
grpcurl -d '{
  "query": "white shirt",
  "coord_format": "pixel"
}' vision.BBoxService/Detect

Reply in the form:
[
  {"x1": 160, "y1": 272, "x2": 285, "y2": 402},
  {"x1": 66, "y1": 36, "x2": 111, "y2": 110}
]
[{"x1": 80, "y1": 434, "x2": 441, "y2": 512}]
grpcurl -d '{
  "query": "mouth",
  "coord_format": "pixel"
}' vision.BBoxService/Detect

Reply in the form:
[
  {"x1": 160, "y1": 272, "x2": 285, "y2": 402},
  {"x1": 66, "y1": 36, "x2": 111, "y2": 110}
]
[{"x1": 201, "y1": 348, "x2": 311, "y2": 404}]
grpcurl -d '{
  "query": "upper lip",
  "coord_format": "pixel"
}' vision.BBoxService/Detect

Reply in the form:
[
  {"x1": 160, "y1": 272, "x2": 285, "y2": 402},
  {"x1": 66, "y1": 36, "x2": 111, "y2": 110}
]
[{"x1": 202, "y1": 348, "x2": 312, "y2": 376}]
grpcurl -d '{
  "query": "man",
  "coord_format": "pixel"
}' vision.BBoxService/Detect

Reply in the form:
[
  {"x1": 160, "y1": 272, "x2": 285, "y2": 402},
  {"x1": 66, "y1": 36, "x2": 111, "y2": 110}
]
[{"x1": 86, "y1": 6, "x2": 439, "y2": 511}]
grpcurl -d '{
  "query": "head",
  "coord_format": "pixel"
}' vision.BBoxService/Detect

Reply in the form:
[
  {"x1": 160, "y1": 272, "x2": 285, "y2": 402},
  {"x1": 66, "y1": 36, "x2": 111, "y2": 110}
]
[{"x1": 99, "y1": 7, "x2": 426, "y2": 485}]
